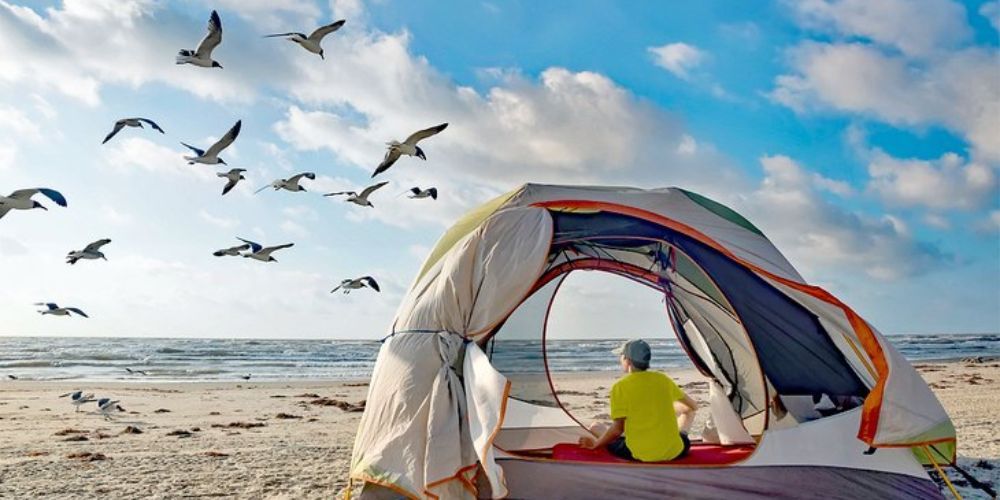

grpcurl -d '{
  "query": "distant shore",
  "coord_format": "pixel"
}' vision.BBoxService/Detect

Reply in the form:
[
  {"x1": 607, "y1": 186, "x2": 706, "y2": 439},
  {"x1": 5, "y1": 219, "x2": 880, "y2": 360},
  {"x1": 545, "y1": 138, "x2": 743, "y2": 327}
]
[{"x1": 1, "y1": 359, "x2": 997, "y2": 498}]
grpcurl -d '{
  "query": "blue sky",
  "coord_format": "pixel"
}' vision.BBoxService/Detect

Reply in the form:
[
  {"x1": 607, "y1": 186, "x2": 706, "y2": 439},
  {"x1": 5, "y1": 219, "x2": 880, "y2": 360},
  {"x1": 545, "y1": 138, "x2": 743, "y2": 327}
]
[{"x1": 0, "y1": 0, "x2": 997, "y2": 338}]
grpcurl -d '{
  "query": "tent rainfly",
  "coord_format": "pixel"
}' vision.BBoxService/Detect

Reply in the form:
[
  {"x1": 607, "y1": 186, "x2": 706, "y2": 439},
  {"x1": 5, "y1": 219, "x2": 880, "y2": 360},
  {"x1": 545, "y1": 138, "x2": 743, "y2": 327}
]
[{"x1": 348, "y1": 184, "x2": 956, "y2": 500}]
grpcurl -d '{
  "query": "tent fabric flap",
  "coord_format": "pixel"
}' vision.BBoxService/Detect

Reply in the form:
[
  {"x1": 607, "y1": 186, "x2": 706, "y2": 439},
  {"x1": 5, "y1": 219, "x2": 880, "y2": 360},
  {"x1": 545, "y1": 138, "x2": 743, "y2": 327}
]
[
  {"x1": 463, "y1": 341, "x2": 511, "y2": 498},
  {"x1": 350, "y1": 331, "x2": 476, "y2": 499}
]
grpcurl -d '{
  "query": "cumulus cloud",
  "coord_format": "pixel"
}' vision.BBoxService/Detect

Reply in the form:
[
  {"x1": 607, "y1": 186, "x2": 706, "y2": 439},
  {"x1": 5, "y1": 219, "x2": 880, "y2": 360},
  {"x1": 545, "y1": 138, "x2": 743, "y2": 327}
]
[
  {"x1": 738, "y1": 155, "x2": 950, "y2": 281},
  {"x1": 866, "y1": 151, "x2": 997, "y2": 210},
  {"x1": 771, "y1": 43, "x2": 1000, "y2": 162},
  {"x1": 647, "y1": 42, "x2": 706, "y2": 80},
  {"x1": 787, "y1": 0, "x2": 972, "y2": 57},
  {"x1": 102, "y1": 137, "x2": 214, "y2": 180},
  {"x1": 773, "y1": 0, "x2": 1000, "y2": 163}
]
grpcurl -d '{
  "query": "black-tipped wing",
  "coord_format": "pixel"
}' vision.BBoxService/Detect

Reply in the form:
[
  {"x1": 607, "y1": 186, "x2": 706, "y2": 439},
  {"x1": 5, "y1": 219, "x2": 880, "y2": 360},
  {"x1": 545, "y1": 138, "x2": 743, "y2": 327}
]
[
  {"x1": 260, "y1": 243, "x2": 294, "y2": 257},
  {"x1": 236, "y1": 237, "x2": 263, "y2": 253},
  {"x1": 205, "y1": 120, "x2": 241, "y2": 157},
  {"x1": 103, "y1": 120, "x2": 126, "y2": 144},
  {"x1": 309, "y1": 19, "x2": 346, "y2": 42},
  {"x1": 359, "y1": 181, "x2": 389, "y2": 198},
  {"x1": 180, "y1": 142, "x2": 205, "y2": 156},
  {"x1": 137, "y1": 118, "x2": 165, "y2": 133},
  {"x1": 222, "y1": 177, "x2": 239, "y2": 195},
  {"x1": 360, "y1": 276, "x2": 380, "y2": 292},
  {"x1": 372, "y1": 149, "x2": 401, "y2": 177},
  {"x1": 263, "y1": 32, "x2": 306, "y2": 39},
  {"x1": 427, "y1": 187, "x2": 438, "y2": 200},
  {"x1": 35, "y1": 302, "x2": 58, "y2": 310},
  {"x1": 83, "y1": 238, "x2": 112, "y2": 253},
  {"x1": 323, "y1": 191, "x2": 357, "y2": 197},
  {"x1": 195, "y1": 10, "x2": 223, "y2": 58},
  {"x1": 403, "y1": 123, "x2": 448, "y2": 146},
  {"x1": 288, "y1": 172, "x2": 315, "y2": 184},
  {"x1": 10, "y1": 188, "x2": 67, "y2": 207},
  {"x1": 66, "y1": 307, "x2": 89, "y2": 318}
]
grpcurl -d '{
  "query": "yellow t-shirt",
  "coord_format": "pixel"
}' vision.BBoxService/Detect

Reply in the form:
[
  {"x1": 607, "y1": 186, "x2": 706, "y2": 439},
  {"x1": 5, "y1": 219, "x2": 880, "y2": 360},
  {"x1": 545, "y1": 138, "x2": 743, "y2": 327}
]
[{"x1": 609, "y1": 370, "x2": 686, "y2": 462}]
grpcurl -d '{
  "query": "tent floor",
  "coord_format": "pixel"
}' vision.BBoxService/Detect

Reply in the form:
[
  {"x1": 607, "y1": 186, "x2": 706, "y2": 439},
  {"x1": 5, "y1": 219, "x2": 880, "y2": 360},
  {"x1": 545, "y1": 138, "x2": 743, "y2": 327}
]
[{"x1": 551, "y1": 442, "x2": 755, "y2": 466}]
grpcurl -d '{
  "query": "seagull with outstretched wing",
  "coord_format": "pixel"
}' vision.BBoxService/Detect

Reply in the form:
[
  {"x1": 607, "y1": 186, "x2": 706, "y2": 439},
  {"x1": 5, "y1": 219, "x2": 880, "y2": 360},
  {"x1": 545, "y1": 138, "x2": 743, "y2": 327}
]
[
  {"x1": 35, "y1": 302, "x2": 89, "y2": 318},
  {"x1": 237, "y1": 237, "x2": 294, "y2": 262},
  {"x1": 181, "y1": 120, "x2": 241, "y2": 165},
  {"x1": 176, "y1": 10, "x2": 224, "y2": 68},
  {"x1": 255, "y1": 172, "x2": 315, "y2": 194},
  {"x1": 372, "y1": 123, "x2": 448, "y2": 177},
  {"x1": 67, "y1": 238, "x2": 111, "y2": 264},
  {"x1": 324, "y1": 181, "x2": 388, "y2": 207},
  {"x1": 0, "y1": 188, "x2": 67, "y2": 220},
  {"x1": 218, "y1": 168, "x2": 247, "y2": 196},
  {"x1": 102, "y1": 118, "x2": 165, "y2": 144},
  {"x1": 264, "y1": 19, "x2": 346, "y2": 59},
  {"x1": 331, "y1": 276, "x2": 380, "y2": 294}
]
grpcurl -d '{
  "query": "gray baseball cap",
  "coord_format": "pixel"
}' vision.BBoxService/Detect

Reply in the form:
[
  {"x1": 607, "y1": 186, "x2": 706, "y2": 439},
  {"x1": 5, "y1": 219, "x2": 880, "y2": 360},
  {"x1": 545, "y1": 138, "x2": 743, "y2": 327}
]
[{"x1": 612, "y1": 339, "x2": 651, "y2": 367}]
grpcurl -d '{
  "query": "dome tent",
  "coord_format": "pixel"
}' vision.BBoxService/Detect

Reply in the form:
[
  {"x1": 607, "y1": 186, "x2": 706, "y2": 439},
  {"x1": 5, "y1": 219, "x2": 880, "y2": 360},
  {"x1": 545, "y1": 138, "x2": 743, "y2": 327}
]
[{"x1": 348, "y1": 184, "x2": 955, "y2": 499}]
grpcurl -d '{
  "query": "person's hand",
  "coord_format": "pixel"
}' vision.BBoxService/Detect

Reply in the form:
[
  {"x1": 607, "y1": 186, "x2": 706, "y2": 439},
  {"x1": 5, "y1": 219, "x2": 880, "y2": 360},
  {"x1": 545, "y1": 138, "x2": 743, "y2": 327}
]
[{"x1": 578, "y1": 436, "x2": 597, "y2": 449}]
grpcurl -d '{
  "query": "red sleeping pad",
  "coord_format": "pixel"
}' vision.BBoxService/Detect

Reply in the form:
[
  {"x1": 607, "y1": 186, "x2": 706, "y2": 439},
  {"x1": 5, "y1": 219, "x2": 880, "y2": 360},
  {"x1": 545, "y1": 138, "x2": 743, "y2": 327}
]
[{"x1": 551, "y1": 442, "x2": 755, "y2": 466}]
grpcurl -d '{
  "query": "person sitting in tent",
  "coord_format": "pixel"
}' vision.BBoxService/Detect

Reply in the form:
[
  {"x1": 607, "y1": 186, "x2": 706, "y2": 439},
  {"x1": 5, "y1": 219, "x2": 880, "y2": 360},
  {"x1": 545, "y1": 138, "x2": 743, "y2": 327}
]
[{"x1": 579, "y1": 339, "x2": 698, "y2": 462}]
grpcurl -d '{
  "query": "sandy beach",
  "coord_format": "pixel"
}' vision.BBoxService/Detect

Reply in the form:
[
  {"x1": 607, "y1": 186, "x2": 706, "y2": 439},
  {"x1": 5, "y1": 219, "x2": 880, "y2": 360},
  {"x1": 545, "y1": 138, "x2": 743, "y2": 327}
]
[{"x1": 1, "y1": 360, "x2": 997, "y2": 499}]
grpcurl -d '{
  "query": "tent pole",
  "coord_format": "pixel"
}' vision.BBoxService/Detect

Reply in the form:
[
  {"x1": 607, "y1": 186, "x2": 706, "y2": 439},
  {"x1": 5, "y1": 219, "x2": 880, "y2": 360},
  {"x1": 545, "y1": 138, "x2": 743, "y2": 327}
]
[{"x1": 924, "y1": 445, "x2": 962, "y2": 500}]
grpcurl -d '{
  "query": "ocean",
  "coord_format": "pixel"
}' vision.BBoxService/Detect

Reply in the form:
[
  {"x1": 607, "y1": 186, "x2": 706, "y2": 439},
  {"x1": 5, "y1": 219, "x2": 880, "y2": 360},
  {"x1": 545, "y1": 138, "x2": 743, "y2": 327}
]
[{"x1": 0, "y1": 334, "x2": 997, "y2": 382}]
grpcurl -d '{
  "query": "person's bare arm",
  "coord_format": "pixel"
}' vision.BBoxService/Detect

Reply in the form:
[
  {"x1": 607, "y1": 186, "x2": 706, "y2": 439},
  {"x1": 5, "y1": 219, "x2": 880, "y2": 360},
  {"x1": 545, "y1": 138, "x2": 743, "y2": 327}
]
[
  {"x1": 675, "y1": 394, "x2": 698, "y2": 433},
  {"x1": 579, "y1": 418, "x2": 624, "y2": 449}
]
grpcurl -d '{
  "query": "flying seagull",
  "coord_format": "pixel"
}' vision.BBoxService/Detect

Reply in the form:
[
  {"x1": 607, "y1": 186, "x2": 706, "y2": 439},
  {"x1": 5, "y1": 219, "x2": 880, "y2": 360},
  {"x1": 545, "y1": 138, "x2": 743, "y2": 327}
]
[
  {"x1": 36, "y1": 303, "x2": 89, "y2": 318},
  {"x1": 218, "y1": 168, "x2": 247, "y2": 195},
  {"x1": 96, "y1": 397, "x2": 125, "y2": 420},
  {"x1": 372, "y1": 123, "x2": 448, "y2": 177},
  {"x1": 66, "y1": 238, "x2": 112, "y2": 265},
  {"x1": 176, "y1": 10, "x2": 223, "y2": 68},
  {"x1": 60, "y1": 390, "x2": 96, "y2": 412},
  {"x1": 331, "y1": 276, "x2": 380, "y2": 294},
  {"x1": 102, "y1": 118, "x2": 165, "y2": 144},
  {"x1": 181, "y1": 120, "x2": 241, "y2": 165},
  {"x1": 0, "y1": 188, "x2": 67, "y2": 220},
  {"x1": 237, "y1": 237, "x2": 294, "y2": 262},
  {"x1": 124, "y1": 367, "x2": 148, "y2": 376},
  {"x1": 324, "y1": 181, "x2": 388, "y2": 207},
  {"x1": 263, "y1": 19, "x2": 346, "y2": 59},
  {"x1": 7, "y1": 375, "x2": 17, "y2": 380},
  {"x1": 408, "y1": 187, "x2": 438, "y2": 200},
  {"x1": 213, "y1": 242, "x2": 250, "y2": 257},
  {"x1": 255, "y1": 172, "x2": 315, "y2": 194}
]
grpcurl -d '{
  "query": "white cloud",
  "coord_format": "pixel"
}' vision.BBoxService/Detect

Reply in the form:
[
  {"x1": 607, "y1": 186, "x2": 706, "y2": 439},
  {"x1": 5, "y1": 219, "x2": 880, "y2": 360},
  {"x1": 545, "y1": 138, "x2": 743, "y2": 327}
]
[
  {"x1": 647, "y1": 42, "x2": 706, "y2": 80},
  {"x1": 102, "y1": 137, "x2": 215, "y2": 180},
  {"x1": 982, "y1": 2, "x2": 1000, "y2": 32},
  {"x1": 739, "y1": 155, "x2": 950, "y2": 281},
  {"x1": 787, "y1": 0, "x2": 972, "y2": 57},
  {"x1": 676, "y1": 134, "x2": 697, "y2": 155},
  {"x1": 866, "y1": 151, "x2": 997, "y2": 210},
  {"x1": 923, "y1": 213, "x2": 951, "y2": 229},
  {"x1": 280, "y1": 219, "x2": 311, "y2": 238},
  {"x1": 199, "y1": 209, "x2": 239, "y2": 229},
  {"x1": 0, "y1": 104, "x2": 42, "y2": 140},
  {"x1": 102, "y1": 204, "x2": 134, "y2": 226},
  {"x1": 771, "y1": 42, "x2": 1000, "y2": 162}
]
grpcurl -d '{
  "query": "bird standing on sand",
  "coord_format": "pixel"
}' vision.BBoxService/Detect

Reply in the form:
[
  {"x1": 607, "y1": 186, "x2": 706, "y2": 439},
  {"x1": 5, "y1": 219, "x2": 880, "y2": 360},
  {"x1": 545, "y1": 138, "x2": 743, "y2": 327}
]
[
  {"x1": 0, "y1": 188, "x2": 67, "y2": 220},
  {"x1": 331, "y1": 276, "x2": 380, "y2": 294},
  {"x1": 213, "y1": 242, "x2": 250, "y2": 257},
  {"x1": 408, "y1": 187, "x2": 438, "y2": 200},
  {"x1": 176, "y1": 10, "x2": 224, "y2": 68},
  {"x1": 324, "y1": 181, "x2": 388, "y2": 207},
  {"x1": 263, "y1": 19, "x2": 346, "y2": 59},
  {"x1": 102, "y1": 118, "x2": 165, "y2": 144},
  {"x1": 97, "y1": 398, "x2": 125, "y2": 420},
  {"x1": 181, "y1": 120, "x2": 241, "y2": 165},
  {"x1": 238, "y1": 238, "x2": 294, "y2": 263},
  {"x1": 372, "y1": 123, "x2": 448, "y2": 177},
  {"x1": 218, "y1": 168, "x2": 247, "y2": 195},
  {"x1": 66, "y1": 238, "x2": 112, "y2": 265},
  {"x1": 60, "y1": 390, "x2": 96, "y2": 412},
  {"x1": 241, "y1": 374, "x2": 251, "y2": 380},
  {"x1": 255, "y1": 172, "x2": 315, "y2": 194},
  {"x1": 36, "y1": 303, "x2": 89, "y2": 318}
]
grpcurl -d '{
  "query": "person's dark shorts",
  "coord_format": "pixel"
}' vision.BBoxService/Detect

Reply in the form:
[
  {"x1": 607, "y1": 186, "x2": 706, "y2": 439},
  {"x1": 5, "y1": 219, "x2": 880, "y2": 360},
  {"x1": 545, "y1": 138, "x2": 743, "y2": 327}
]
[{"x1": 607, "y1": 432, "x2": 690, "y2": 461}]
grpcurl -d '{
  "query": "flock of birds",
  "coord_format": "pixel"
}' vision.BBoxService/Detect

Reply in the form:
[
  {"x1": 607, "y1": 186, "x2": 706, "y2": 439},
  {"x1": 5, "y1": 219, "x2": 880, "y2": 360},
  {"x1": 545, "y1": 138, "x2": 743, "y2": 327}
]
[{"x1": 2, "y1": 10, "x2": 453, "y2": 332}]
